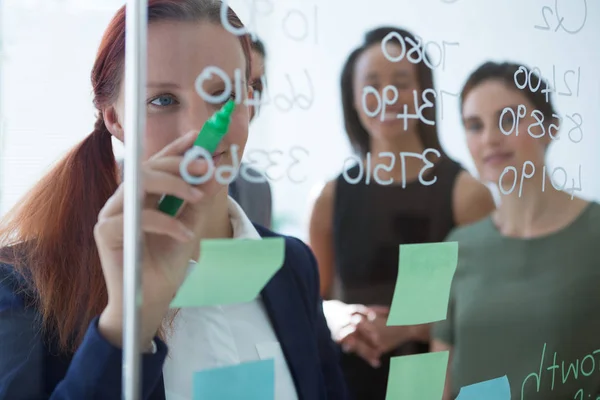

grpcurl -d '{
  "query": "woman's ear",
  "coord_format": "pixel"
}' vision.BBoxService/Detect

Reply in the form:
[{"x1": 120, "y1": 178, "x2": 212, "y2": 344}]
[
  {"x1": 102, "y1": 106, "x2": 124, "y2": 142},
  {"x1": 248, "y1": 86, "x2": 257, "y2": 121}
]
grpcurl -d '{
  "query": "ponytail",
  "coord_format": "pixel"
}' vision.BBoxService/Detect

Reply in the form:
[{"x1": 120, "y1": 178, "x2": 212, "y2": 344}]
[
  {"x1": 0, "y1": 0, "x2": 253, "y2": 354},
  {"x1": 0, "y1": 117, "x2": 119, "y2": 353}
]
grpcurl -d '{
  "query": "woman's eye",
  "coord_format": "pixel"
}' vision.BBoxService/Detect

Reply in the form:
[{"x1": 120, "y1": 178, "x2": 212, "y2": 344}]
[
  {"x1": 212, "y1": 91, "x2": 237, "y2": 103},
  {"x1": 501, "y1": 113, "x2": 514, "y2": 130},
  {"x1": 251, "y1": 80, "x2": 263, "y2": 94},
  {"x1": 150, "y1": 95, "x2": 177, "y2": 107},
  {"x1": 465, "y1": 122, "x2": 483, "y2": 132}
]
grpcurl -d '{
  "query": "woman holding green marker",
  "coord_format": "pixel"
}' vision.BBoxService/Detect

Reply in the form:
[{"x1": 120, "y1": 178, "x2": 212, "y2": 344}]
[{"x1": 0, "y1": 1, "x2": 347, "y2": 399}]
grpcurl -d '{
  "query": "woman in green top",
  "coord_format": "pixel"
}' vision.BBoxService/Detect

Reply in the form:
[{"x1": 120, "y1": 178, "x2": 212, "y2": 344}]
[{"x1": 432, "y1": 61, "x2": 600, "y2": 400}]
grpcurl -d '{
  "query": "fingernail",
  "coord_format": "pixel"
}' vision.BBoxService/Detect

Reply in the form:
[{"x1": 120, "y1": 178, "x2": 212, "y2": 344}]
[
  {"x1": 190, "y1": 188, "x2": 203, "y2": 199},
  {"x1": 342, "y1": 344, "x2": 350, "y2": 353},
  {"x1": 192, "y1": 159, "x2": 205, "y2": 169},
  {"x1": 183, "y1": 228, "x2": 195, "y2": 240}
]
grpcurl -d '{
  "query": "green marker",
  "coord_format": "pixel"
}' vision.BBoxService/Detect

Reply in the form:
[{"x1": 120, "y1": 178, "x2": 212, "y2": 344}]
[{"x1": 158, "y1": 99, "x2": 236, "y2": 216}]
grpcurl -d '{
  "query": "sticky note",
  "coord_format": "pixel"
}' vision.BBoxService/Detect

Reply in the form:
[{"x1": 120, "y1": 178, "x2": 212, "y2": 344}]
[
  {"x1": 385, "y1": 351, "x2": 448, "y2": 400},
  {"x1": 171, "y1": 238, "x2": 285, "y2": 308},
  {"x1": 456, "y1": 375, "x2": 511, "y2": 400},
  {"x1": 193, "y1": 359, "x2": 275, "y2": 400},
  {"x1": 387, "y1": 242, "x2": 458, "y2": 326}
]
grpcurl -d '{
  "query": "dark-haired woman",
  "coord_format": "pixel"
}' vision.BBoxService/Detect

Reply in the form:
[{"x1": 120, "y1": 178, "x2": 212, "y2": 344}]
[
  {"x1": 432, "y1": 61, "x2": 600, "y2": 399},
  {"x1": 0, "y1": 1, "x2": 347, "y2": 398},
  {"x1": 309, "y1": 26, "x2": 494, "y2": 399}
]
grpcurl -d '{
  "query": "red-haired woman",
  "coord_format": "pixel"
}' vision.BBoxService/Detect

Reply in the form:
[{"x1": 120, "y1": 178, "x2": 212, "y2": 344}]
[{"x1": 0, "y1": 1, "x2": 347, "y2": 399}]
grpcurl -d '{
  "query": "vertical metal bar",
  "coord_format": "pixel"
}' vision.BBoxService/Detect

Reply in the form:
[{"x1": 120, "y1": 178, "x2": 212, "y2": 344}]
[
  {"x1": 0, "y1": 0, "x2": 4, "y2": 212},
  {"x1": 123, "y1": 0, "x2": 147, "y2": 399}
]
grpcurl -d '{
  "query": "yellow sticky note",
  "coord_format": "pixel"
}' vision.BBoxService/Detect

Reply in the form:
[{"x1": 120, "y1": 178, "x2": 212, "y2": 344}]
[
  {"x1": 170, "y1": 238, "x2": 285, "y2": 308},
  {"x1": 387, "y1": 242, "x2": 458, "y2": 326}
]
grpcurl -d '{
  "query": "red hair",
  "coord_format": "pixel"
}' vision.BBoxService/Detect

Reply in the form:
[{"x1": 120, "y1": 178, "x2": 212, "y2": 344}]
[{"x1": 0, "y1": 0, "x2": 252, "y2": 354}]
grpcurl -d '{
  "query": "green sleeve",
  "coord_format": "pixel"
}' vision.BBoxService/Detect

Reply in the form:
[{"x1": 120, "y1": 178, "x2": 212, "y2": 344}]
[
  {"x1": 431, "y1": 283, "x2": 454, "y2": 345},
  {"x1": 431, "y1": 230, "x2": 459, "y2": 345}
]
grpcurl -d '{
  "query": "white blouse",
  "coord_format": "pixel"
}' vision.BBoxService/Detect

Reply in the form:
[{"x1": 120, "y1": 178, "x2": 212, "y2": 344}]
[{"x1": 163, "y1": 197, "x2": 298, "y2": 400}]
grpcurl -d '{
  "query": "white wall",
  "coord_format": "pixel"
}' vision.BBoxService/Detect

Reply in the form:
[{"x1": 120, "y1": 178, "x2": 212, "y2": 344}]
[
  {"x1": 1, "y1": 0, "x2": 598, "y2": 241},
  {"x1": 0, "y1": 1, "x2": 116, "y2": 214},
  {"x1": 248, "y1": 0, "x2": 600, "y2": 239}
]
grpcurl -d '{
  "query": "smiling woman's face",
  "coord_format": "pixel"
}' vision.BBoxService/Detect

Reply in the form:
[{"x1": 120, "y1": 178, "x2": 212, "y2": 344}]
[
  {"x1": 462, "y1": 79, "x2": 550, "y2": 184},
  {"x1": 352, "y1": 42, "x2": 420, "y2": 141},
  {"x1": 109, "y1": 20, "x2": 250, "y2": 167}
]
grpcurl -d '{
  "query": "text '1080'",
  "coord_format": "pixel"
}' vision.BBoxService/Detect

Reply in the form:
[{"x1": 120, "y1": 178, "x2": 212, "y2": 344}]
[{"x1": 381, "y1": 31, "x2": 459, "y2": 71}]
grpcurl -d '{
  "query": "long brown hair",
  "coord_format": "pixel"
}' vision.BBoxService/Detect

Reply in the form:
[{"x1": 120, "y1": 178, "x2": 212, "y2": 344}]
[
  {"x1": 0, "y1": 0, "x2": 252, "y2": 354},
  {"x1": 340, "y1": 26, "x2": 444, "y2": 157}
]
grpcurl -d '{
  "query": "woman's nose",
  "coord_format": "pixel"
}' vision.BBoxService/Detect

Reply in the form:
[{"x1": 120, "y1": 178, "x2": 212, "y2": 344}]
[
  {"x1": 181, "y1": 104, "x2": 211, "y2": 136},
  {"x1": 482, "y1": 123, "x2": 505, "y2": 146}
]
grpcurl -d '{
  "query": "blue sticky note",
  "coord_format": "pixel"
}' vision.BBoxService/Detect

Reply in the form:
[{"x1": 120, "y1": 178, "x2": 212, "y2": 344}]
[
  {"x1": 193, "y1": 359, "x2": 275, "y2": 400},
  {"x1": 457, "y1": 375, "x2": 511, "y2": 400}
]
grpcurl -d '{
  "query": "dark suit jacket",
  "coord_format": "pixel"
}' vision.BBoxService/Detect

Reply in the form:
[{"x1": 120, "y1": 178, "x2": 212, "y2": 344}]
[
  {"x1": 228, "y1": 164, "x2": 273, "y2": 229},
  {"x1": 0, "y1": 225, "x2": 348, "y2": 399}
]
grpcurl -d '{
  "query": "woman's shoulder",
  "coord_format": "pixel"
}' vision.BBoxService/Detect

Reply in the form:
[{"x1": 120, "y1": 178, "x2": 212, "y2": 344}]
[
  {"x1": 0, "y1": 246, "x2": 42, "y2": 325},
  {"x1": 253, "y1": 225, "x2": 316, "y2": 265},
  {"x1": 446, "y1": 216, "x2": 495, "y2": 244},
  {"x1": 583, "y1": 201, "x2": 600, "y2": 219},
  {"x1": 253, "y1": 225, "x2": 319, "y2": 292},
  {"x1": 570, "y1": 200, "x2": 600, "y2": 237},
  {"x1": 0, "y1": 262, "x2": 35, "y2": 309},
  {"x1": 435, "y1": 154, "x2": 464, "y2": 177}
]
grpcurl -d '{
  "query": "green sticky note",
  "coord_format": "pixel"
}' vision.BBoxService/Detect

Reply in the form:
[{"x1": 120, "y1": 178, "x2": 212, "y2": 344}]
[
  {"x1": 170, "y1": 238, "x2": 285, "y2": 308},
  {"x1": 386, "y1": 351, "x2": 449, "y2": 400},
  {"x1": 387, "y1": 241, "x2": 458, "y2": 326}
]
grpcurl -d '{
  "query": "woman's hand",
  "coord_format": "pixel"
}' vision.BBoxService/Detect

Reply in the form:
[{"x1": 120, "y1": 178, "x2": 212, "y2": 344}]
[
  {"x1": 95, "y1": 130, "x2": 212, "y2": 348},
  {"x1": 368, "y1": 307, "x2": 414, "y2": 354},
  {"x1": 336, "y1": 305, "x2": 425, "y2": 367},
  {"x1": 358, "y1": 307, "x2": 430, "y2": 358},
  {"x1": 323, "y1": 300, "x2": 387, "y2": 368}
]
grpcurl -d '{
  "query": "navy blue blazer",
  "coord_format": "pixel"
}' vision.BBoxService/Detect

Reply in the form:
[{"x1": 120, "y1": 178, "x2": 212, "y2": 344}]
[{"x1": 0, "y1": 226, "x2": 348, "y2": 399}]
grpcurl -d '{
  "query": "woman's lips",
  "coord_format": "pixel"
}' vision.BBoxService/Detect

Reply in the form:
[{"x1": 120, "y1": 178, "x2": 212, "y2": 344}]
[
  {"x1": 383, "y1": 112, "x2": 399, "y2": 121},
  {"x1": 380, "y1": 111, "x2": 406, "y2": 122},
  {"x1": 212, "y1": 152, "x2": 225, "y2": 165},
  {"x1": 484, "y1": 152, "x2": 513, "y2": 165}
]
